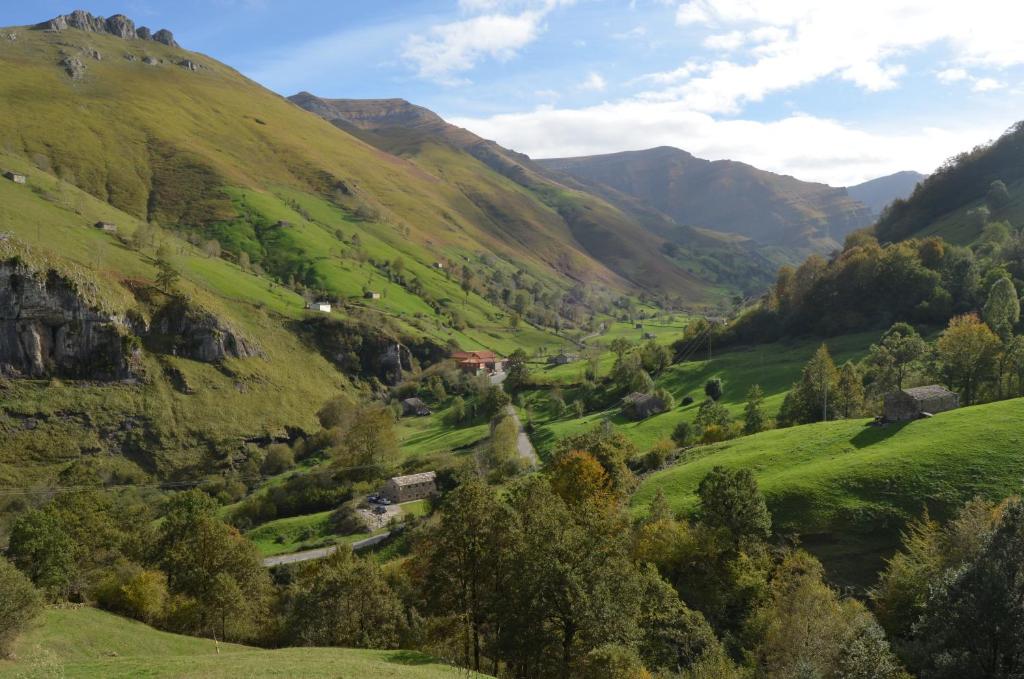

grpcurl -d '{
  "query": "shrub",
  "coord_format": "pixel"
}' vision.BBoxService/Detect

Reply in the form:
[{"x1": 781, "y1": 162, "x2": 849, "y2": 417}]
[
  {"x1": 94, "y1": 560, "x2": 168, "y2": 625},
  {"x1": 681, "y1": 395, "x2": 695, "y2": 406},
  {"x1": 704, "y1": 378, "x2": 723, "y2": 401},
  {"x1": 0, "y1": 556, "x2": 42, "y2": 658},
  {"x1": 672, "y1": 421, "x2": 695, "y2": 447},
  {"x1": 261, "y1": 444, "x2": 295, "y2": 476}
]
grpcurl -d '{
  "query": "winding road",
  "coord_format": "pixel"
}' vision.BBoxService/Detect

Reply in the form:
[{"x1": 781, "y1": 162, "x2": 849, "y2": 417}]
[{"x1": 504, "y1": 405, "x2": 538, "y2": 467}]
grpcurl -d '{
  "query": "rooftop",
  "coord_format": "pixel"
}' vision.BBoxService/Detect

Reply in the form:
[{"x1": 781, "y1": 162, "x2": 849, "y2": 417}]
[
  {"x1": 390, "y1": 471, "x2": 437, "y2": 487},
  {"x1": 901, "y1": 385, "x2": 956, "y2": 399}
]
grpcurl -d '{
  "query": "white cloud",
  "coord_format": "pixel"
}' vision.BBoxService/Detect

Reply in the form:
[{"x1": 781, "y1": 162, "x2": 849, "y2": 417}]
[
  {"x1": 403, "y1": 12, "x2": 546, "y2": 83},
  {"x1": 937, "y1": 67, "x2": 969, "y2": 83},
  {"x1": 452, "y1": 101, "x2": 1010, "y2": 186},
  {"x1": 633, "y1": 60, "x2": 707, "y2": 86},
  {"x1": 972, "y1": 77, "x2": 1005, "y2": 92},
  {"x1": 579, "y1": 72, "x2": 607, "y2": 91},
  {"x1": 403, "y1": 0, "x2": 574, "y2": 83},
  {"x1": 703, "y1": 30, "x2": 744, "y2": 50},
  {"x1": 660, "y1": 0, "x2": 1024, "y2": 113}
]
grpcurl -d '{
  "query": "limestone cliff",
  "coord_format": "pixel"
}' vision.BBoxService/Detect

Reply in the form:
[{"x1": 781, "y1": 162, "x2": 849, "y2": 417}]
[{"x1": 0, "y1": 260, "x2": 137, "y2": 379}]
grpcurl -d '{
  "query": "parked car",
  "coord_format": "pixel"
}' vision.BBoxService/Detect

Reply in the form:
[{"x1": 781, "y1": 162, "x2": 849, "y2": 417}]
[
  {"x1": 372, "y1": 505, "x2": 387, "y2": 515},
  {"x1": 367, "y1": 494, "x2": 381, "y2": 503}
]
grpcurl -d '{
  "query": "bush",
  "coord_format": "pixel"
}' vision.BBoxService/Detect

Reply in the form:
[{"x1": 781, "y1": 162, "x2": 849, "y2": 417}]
[
  {"x1": 672, "y1": 421, "x2": 695, "y2": 447},
  {"x1": 704, "y1": 378, "x2": 723, "y2": 401},
  {"x1": 644, "y1": 439, "x2": 673, "y2": 471},
  {"x1": 681, "y1": 395, "x2": 695, "y2": 406},
  {"x1": 94, "y1": 560, "x2": 169, "y2": 625},
  {"x1": 0, "y1": 555, "x2": 42, "y2": 658},
  {"x1": 261, "y1": 444, "x2": 295, "y2": 476}
]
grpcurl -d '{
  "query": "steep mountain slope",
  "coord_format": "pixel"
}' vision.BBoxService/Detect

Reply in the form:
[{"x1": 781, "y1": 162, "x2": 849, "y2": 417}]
[
  {"x1": 288, "y1": 94, "x2": 725, "y2": 301},
  {"x1": 846, "y1": 170, "x2": 925, "y2": 216},
  {"x1": 875, "y1": 121, "x2": 1024, "y2": 244},
  {"x1": 537, "y1": 146, "x2": 874, "y2": 249},
  {"x1": 0, "y1": 12, "x2": 609, "y2": 488}
]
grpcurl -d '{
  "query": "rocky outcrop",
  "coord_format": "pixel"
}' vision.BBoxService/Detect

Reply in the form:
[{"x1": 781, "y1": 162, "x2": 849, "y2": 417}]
[
  {"x1": 60, "y1": 55, "x2": 85, "y2": 80},
  {"x1": 297, "y1": 316, "x2": 446, "y2": 385},
  {"x1": 178, "y1": 59, "x2": 201, "y2": 72},
  {"x1": 36, "y1": 11, "x2": 180, "y2": 49},
  {"x1": 148, "y1": 299, "x2": 259, "y2": 363},
  {"x1": 153, "y1": 29, "x2": 179, "y2": 48},
  {"x1": 104, "y1": 14, "x2": 136, "y2": 39},
  {"x1": 381, "y1": 342, "x2": 415, "y2": 385},
  {"x1": 0, "y1": 261, "x2": 137, "y2": 379}
]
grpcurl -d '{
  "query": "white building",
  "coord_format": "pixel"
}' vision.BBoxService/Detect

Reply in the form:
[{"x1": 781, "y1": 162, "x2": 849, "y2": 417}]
[{"x1": 307, "y1": 301, "x2": 332, "y2": 313}]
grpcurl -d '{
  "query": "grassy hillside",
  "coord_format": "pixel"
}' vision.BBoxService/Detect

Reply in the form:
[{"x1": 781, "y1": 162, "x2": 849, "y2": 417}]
[
  {"x1": 0, "y1": 607, "x2": 476, "y2": 678},
  {"x1": 524, "y1": 331, "x2": 872, "y2": 458},
  {"x1": 632, "y1": 398, "x2": 1024, "y2": 587},
  {"x1": 289, "y1": 94, "x2": 727, "y2": 304},
  {"x1": 875, "y1": 120, "x2": 1024, "y2": 243}
]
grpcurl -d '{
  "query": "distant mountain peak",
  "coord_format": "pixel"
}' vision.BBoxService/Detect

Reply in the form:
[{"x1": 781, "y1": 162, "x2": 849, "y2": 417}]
[
  {"x1": 288, "y1": 93, "x2": 444, "y2": 131},
  {"x1": 35, "y1": 10, "x2": 179, "y2": 47}
]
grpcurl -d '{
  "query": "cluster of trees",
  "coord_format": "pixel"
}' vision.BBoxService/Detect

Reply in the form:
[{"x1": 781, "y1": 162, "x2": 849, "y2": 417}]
[
  {"x1": 780, "y1": 308, "x2": 1024, "y2": 427},
  {"x1": 725, "y1": 223, "x2": 1024, "y2": 343},
  {"x1": 2, "y1": 490, "x2": 272, "y2": 645},
  {"x1": 872, "y1": 493, "x2": 1024, "y2": 678},
  {"x1": 412, "y1": 449, "x2": 906, "y2": 678}
]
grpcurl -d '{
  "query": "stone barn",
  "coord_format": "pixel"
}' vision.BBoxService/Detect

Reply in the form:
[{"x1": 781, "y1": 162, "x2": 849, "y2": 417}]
[
  {"x1": 3, "y1": 171, "x2": 26, "y2": 184},
  {"x1": 382, "y1": 471, "x2": 437, "y2": 503},
  {"x1": 622, "y1": 392, "x2": 667, "y2": 421},
  {"x1": 883, "y1": 385, "x2": 959, "y2": 422}
]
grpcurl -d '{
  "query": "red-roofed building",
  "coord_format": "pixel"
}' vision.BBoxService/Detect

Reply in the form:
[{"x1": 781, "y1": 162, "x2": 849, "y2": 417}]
[{"x1": 451, "y1": 350, "x2": 505, "y2": 375}]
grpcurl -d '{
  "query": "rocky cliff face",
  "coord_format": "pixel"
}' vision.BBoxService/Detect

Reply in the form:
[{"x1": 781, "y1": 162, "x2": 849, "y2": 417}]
[
  {"x1": 0, "y1": 261, "x2": 136, "y2": 379},
  {"x1": 148, "y1": 299, "x2": 259, "y2": 363},
  {"x1": 36, "y1": 10, "x2": 179, "y2": 48}
]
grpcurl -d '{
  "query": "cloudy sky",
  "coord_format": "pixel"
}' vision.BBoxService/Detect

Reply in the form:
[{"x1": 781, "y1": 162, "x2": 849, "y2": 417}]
[{"x1": 11, "y1": 0, "x2": 1024, "y2": 185}]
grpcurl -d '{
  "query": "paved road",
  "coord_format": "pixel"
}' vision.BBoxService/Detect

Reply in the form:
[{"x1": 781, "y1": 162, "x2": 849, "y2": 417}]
[
  {"x1": 504, "y1": 405, "x2": 538, "y2": 467},
  {"x1": 261, "y1": 531, "x2": 392, "y2": 568}
]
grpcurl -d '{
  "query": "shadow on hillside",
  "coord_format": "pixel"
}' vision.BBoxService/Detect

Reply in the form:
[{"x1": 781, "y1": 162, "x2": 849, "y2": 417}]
[
  {"x1": 385, "y1": 650, "x2": 434, "y2": 666},
  {"x1": 850, "y1": 420, "x2": 912, "y2": 449}
]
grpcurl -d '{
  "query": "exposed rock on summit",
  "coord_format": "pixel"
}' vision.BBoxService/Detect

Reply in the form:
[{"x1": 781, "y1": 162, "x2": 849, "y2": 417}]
[{"x1": 36, "y1": 10, "x2": 179, "y2": 49}]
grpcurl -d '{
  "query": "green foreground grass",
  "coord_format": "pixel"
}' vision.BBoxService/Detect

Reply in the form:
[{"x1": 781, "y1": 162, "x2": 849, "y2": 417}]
[
  {"x1": 0, "y1": 607, "x2": 476, "y2": 679},
  {"x1": 632, "y1": 397, "x2": 1024, "y2": 587}
]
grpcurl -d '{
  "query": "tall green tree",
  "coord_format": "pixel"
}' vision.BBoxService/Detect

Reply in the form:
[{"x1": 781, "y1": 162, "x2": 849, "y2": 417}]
[
  {"x1": 283, "y1": 549, "x2": 405, "y2": 649},
  {"x1": 697, "y1": 466, "x2": 771, "y2": 549},
  {"x1": 836, "y1": 361, "x2": 866, "y2": 418},
  {"x1": 7, "y1": 509, "x2": 76, "y2": 599},
  {"x1": 983, "y1": 277, "x2": 1020, "y2": 341},
  {"x1": 867, "y1": 323, "x2": 928, "y2": 392},
  {"x1": 780, "y1": 344, "x2": 839, "y2": 425},
  {"x1": 155, "y1": 490, "x2": 271, "y2": 641},
  {"x1": 0, "y1": 556, "x2": 42, "y2": 658},
  {"x1": 504, "y1": 349, "x2": 531, "y2": 393},
  {"x1": 743, "y1": 384, "x2": 768, "y2": 435}
]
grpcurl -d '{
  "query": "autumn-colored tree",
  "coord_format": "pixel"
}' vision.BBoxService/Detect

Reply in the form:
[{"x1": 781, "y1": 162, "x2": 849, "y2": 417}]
[
  {"x1": 549, "y1": 450, "x2": 614, "y2": 509},
  {"x1": 835, "y1": 361, "x2": 865, "y2": 418},
  {"x1": 936, "y1": 313, "x2": 1001, "y2": 404}
]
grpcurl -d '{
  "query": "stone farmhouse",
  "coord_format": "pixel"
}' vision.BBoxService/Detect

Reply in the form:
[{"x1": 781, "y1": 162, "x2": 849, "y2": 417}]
[
  {"x1": 382, "y1": 471, "x2": 437, "y2": 503},
  {"x1": 883, "y1": 385, "x2": 959, "y2": 422}
]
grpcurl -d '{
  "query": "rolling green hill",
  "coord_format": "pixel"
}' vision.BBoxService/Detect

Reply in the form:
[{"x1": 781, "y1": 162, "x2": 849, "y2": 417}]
[
  {"x1": 0, "y1": 607, "x2": 476, "y2": 678},
  {"x1": 632, "y1": 398, "x2": 1024, "y2": 587}
]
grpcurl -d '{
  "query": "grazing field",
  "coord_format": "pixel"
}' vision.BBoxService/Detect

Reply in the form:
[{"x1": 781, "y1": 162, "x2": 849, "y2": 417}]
[
  {"x1": 0, "y1": 607, "x2": 478, "y2": 679},
  {"x1": 631, "y1": 397, "x2": 1024, "y2": 587},
  {"x1": 525, "y1": 331, "x2": 876, "y2": 459}
]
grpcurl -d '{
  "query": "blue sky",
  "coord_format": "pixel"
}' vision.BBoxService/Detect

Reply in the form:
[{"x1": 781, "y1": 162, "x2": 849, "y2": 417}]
[{"x1": 8, "y1": 1, "x2": 1024, "y2": 185}]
